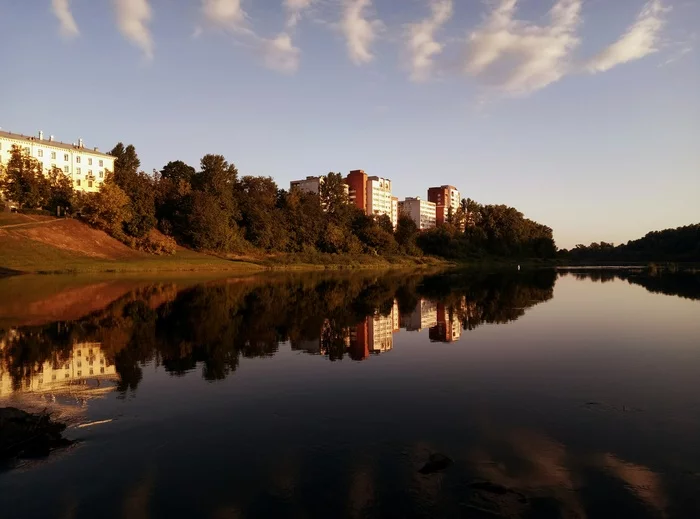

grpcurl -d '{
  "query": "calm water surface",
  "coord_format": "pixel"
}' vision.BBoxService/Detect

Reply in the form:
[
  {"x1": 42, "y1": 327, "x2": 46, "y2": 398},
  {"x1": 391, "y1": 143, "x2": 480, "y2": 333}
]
[{"x1": 1, "y1": 269, "x2": 699, "y2": 519}]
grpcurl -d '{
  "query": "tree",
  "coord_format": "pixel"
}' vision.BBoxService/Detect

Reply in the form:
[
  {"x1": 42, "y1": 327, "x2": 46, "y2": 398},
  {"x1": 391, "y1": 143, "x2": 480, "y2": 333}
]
[
  {"x1": 320, "y1": 172, "x2": 352, "y2": 222},
  {"x1": 0, "y1": 145, "x2": 49, "y2": 209},
  {"x1": 185, "y1": 191, "x2": 242, "y2": 252},
  {"x1": 238, "y1": 176, "x2": 285, "y2": 250},
  {"x1": 155, "y1": 161, "x2": 195, "y2": 238},
  {"x1": 395, "y1": 215, "x2": 419, "y2": 253},
  {"x1": 109, "y1": 143, "x2": 155, "y2": 238},
  {"x1": 81, "y1": 182, "x2": 132, "y2": 237},
  {"x1": 109, "y1": 142, "x2": 141, "y2": 192},
  {"x1": 46, "y1": 166, "x2": 75, "y2": 214}
]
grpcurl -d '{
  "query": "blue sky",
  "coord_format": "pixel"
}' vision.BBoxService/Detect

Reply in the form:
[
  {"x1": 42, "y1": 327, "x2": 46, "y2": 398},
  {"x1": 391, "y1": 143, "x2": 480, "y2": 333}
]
[{"x1": 0, "y1": 0, "x2": 698, "y2": 248}]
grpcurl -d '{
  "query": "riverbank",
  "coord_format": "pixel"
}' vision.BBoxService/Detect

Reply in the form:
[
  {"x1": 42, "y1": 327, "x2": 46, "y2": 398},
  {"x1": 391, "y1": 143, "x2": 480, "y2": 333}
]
[{"x1": 0, "y1": 213, "x2": 450, "y2": 276}]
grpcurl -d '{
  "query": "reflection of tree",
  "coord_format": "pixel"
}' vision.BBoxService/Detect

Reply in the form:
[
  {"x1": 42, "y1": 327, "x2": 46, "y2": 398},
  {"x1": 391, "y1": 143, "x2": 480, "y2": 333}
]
[
  {"x1": 561, "y1": 269, "x2": 700, "y2": 301},
  {"x1": 0, "y1": 269, "x2": 558, "y2": 392}
]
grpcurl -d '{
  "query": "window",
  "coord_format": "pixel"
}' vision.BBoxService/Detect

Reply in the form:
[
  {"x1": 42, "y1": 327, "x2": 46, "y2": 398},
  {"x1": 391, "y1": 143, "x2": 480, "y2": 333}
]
[
  {"x1": 76, "y1": 179, "x2": 81, "y2": 187},
  {"x1": 77, "y1": 371, "x2": 81, "y2": 377},
  {"x1": 89, "y1": 369, "x2": 94, "y2": 375},
  {"x1": 38, "y1": 149, "x2": 43, "y2": 157},
  {"x1": 64, "y1": 166, "x2": 69, "y2": 173},
  {"x1": 39, "y1": 162, "x2": 44, "y2": 171},
  {"x1": 88, "y1": 180, "x2": 93, "y2": 188},
  {"x1": 24, "y1": 146, "x2": 30, "y2": 153},
  {"x1": 64, "y1": 154, "x2": 69, "y2": 161},
  {"x1": 65, "y1": 373, "x2": 70, "y2": 378},
  {"x1": 77, "y1": 361, "x2": 82, "y2": 368},
  {"x1": 52, "y1": 374, "x2": 57, "y2": 381},
  {"x1": 76, "y1": 167, "x2": 81, "y2": 174},
  {"x1": 88, "y1": 169, "x2": 93, "y2": 177},
  {"x1": 100, "y1": 367, "x2": 105, "y2": 374},
  {"x1": 100, "y1": 358, "x2": 105, "y2": 365},
  {"x1": 51, "y1": 151, "x2": 56, "y2": 159},
  {"x1": 99, "y1": 160, "x2": 103, "y2": 167},
  {"x1": 99, "y1": 170, "x2": 104, "y2": 178},
  {"x1": 88, "y1": 158, "x2": 92, "y2": 165}
]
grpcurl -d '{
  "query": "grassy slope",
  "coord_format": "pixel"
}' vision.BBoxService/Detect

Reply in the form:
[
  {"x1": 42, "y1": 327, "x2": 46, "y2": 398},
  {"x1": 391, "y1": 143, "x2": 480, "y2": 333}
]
[
  {"x1": 0, "y1": 214, "x2": 261, "y2": 274},
  {"x1": 0, "y1": 214, "x2": 448, "y2": 275}
]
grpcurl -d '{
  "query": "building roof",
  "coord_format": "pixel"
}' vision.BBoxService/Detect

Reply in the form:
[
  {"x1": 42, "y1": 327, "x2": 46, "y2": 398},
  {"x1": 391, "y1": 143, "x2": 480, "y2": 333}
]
[{"x1": 0, "y1": 130, "x2": 114, "y2": 158}]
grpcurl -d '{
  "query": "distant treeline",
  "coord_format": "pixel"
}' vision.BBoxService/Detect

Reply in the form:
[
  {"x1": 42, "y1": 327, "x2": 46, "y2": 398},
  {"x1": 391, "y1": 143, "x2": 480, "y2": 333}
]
[
  {"x1": 558, "y1": 224, "x2": 700, "y2": 263},
  {"x1": 1, "y1": 144, "x2": 556, "y2": 260}
]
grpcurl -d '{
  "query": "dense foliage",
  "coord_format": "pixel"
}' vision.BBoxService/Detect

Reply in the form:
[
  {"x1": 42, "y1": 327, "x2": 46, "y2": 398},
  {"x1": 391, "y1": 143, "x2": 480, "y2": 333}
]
[
  {"x1": 1, "y1": 143, "x2": 557, "y2": 260},
  {"x1": 559, "y1": 224, "x2": 700, "y2": 263}
]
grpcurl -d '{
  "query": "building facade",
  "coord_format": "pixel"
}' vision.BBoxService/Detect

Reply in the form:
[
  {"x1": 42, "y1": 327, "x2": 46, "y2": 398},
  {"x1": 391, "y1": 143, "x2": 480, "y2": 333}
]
[
  {"x1": 399, "y1": 197, "x2": 437, "y2": 230},
  {"x1": 401, "y1": 299, "x2": 438, "y2": 332},
  {"x1": 346, "y1": 169, "x2": 368, "y2": 212},
  {"x1": 427, "y1": 185, "x2": 461, "y2": 225},
  {"x1": 367, "y1": 176, "x2": 394, "y2": 225},
  {"x1": 0, "y1": 130, "x2": 115, "y2": 193},
  {"x1": 290, "y1": 176, "x2": 324, "y2": 194}
]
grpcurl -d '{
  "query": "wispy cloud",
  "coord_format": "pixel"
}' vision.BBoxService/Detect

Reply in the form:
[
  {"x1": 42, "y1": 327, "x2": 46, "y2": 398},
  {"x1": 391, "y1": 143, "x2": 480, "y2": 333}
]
[
  {"x1": 405, "y1": 0, "x2": 453, "y2": 82},
  {"x1": 341, "y1": 0, "x2": 383, "y2": 65},
  {"x1": 262, "y1": 33, "x2": 301, "y2": 73},
  {"x1": 51, "y1": 0, "x2": 79, "y2": 39},
  {"x1": 586, "y1": 0, "x2": 667, "y2": 73},
  {"x1": 464, "y1": 0, "x2": 582, "y2": 96},
  {"x1": 284, "y1": 0, "x2": 314, "y2": 29},
  {"x1": 201, "y1": 0, "x2": 247, "y2": 31},
  {"x1": 114, "y1": 0, "x2": 154, "y2": 60}
]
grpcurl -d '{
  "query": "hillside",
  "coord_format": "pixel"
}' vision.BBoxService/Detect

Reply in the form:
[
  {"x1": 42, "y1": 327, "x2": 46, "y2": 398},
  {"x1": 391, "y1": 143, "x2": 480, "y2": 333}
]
[{"x1": 0, "y1": 214, "x2": 261, "y2": 274}]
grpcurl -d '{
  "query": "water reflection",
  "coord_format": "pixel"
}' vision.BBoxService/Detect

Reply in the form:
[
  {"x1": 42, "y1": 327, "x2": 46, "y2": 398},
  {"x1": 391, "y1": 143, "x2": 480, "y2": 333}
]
[
  {"x1": 0, "y1": 270, "x2": 555, "y2": 397},
  {"x1": 1, "y1": 268, "x2": 699, "y2": 518}
]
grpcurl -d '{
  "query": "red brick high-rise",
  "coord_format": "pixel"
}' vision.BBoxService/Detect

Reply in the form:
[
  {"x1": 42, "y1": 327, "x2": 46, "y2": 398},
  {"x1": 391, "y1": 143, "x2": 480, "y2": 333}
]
[
  {"x1": 346, "y1": 170, "x2": 368, "y2": 213},
  {"x1": 427, "y1": 185, "x2": 460, "y2": 225}
]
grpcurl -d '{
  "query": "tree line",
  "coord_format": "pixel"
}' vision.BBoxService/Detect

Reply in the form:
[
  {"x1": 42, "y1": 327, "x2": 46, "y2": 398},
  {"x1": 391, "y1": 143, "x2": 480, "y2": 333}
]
[
  {"x1": 0, "y1": 143, "x2": 557, "y2": 260},
  {"x1": 558, "y1": 224, "x2": 700, "y2": 263}
]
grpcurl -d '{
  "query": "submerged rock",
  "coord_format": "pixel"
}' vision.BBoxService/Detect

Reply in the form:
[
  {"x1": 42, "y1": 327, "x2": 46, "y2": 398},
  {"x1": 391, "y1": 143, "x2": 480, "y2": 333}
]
[
  {"x1": 418, "y1": 453, "x2": 453, "y2": 474},
  {"x1": 0, "y1": 407, "x2": 73, "y2": 461}
]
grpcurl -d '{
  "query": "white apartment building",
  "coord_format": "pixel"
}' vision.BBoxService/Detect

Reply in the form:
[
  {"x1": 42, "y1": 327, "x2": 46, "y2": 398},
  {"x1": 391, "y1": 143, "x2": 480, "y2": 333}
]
[
  {"x1": 367, "y1": 176, "x2": 394, "y2": 226},
  {"x1": 0, "y1": 129, "x2": 115, "y2": 193},
  {"x1": 399, "y1": 197, "x2": 437, "y2": 230},
  {"x1": 391, "y1": 196, "x2": 399, "y2": 230},
  {"x1": 401, "y1": 299, "x2": 438, "y2": 331}
]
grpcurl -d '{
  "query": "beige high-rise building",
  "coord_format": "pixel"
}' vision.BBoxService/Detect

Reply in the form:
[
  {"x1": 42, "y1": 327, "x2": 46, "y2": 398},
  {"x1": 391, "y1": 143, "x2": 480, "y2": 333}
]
[
  {"x1": 0, "y1": 129, "x2": 115, "y2": 193},
  {"x1": 399, "y1": 197, "x2": 437, "y2": 230},
  {"x1": 367, "y1": 176, "x2": 395, "y2": 225}
]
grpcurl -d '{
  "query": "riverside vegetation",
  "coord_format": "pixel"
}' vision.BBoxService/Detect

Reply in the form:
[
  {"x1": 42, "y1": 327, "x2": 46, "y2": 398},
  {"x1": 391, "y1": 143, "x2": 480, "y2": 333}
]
[{"x1": 0, "y1": 143, "x2": 556, "y2": 267}]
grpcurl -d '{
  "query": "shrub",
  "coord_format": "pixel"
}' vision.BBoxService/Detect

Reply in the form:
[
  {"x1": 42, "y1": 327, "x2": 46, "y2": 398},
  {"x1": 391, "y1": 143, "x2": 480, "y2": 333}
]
[{"x1": 136, "y1": 232, "x2": 177, "y2": 255}]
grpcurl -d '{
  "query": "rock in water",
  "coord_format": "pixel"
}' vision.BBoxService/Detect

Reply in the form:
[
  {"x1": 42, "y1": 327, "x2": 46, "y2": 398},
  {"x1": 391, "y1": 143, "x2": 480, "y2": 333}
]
[
  {"x1": 418, "y1": 453, "x2": 453, "y2": 474},
  {"x1": 0, "y1": 407, "x2": 73, "y2": 461}
]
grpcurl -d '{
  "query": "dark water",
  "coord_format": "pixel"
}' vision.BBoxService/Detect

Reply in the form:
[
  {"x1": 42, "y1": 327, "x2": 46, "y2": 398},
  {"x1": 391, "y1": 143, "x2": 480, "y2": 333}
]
[{"x1": 1, "y1": 268, "x2": 699, "y2": 519}]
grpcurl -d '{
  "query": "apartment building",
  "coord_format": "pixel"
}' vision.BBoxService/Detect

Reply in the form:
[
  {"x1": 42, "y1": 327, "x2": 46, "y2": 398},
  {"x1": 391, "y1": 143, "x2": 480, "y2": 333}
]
[
  {"x1": 345, "y1": 170, "x2": 397, "y2": 227},
  {"x1": 428, "y1": 302, "x2": 462, "y2": 343},
  {"x1": 427, "y1": 185, "x2": 461, "y2": 225},
  {"x1": 290, "y1": 176, "x2": 324, "y2": 194},
  {"x1": 399, "y1": 197, "x2": 437, "y2": 230},
  {"x1": 0, "y1": 129, "x2": 115, "y2": 193}
]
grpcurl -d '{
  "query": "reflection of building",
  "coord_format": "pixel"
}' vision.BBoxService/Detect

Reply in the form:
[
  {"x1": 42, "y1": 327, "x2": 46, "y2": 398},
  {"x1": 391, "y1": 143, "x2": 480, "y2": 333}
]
[
  {"x1": 348, "y1": 300, "x2": 401, "y2": 359},
  {"x1": 427, "y1": 185, "x2": 460, "y2": 225},
  {"x1": 429, "y1": 303, "x2": 462, "y2": 343},
  {"x1": 0, "y1": 341, "x2": 117, "y2": 398},
  {"x1": 401, "y1": 299, "x2": 438, "y2": 331},
  {"x1": 399, "y1": 198, "x2": 437, "y2": 230}
]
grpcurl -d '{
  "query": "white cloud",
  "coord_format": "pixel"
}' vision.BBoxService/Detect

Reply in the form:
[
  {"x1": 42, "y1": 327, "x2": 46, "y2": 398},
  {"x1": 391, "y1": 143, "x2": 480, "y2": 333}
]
[
  {"x1": 341, "y1": 0, "x2": 383, "y2": 65},
  {"x1": 51, "y1": 0, "x2": 79, "y2": 39},
  {"x1": 405, "y1": 0, "x2": 453, "y2": 82},
  {"x1": 114, "y1": 0, "x2": 154, "y2": 60},
  {"x1": 262, "y1": 33, "x2": 301, "y2": 73},
  {"x1": 284, "y1": 0, "x2": 314, "y2": 29},
  {"x1": 201, "y1": 0, "x2": 247, "y2": 31},
  {"x1": 464, "y1": 0, "x2": 582, "y2": 95},
  {"x1": 586, "y1": 0, "x2": 667, "y2": 73}
]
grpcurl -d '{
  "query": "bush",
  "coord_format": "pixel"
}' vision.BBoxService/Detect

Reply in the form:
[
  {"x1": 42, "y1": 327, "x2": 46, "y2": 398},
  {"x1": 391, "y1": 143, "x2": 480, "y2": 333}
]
[
  {"x1": 136, "y1": 232, "x2": 177, "y2": 255},
  {"x1": 18, "y1": 208, "x2": 52, "y2": 216}
]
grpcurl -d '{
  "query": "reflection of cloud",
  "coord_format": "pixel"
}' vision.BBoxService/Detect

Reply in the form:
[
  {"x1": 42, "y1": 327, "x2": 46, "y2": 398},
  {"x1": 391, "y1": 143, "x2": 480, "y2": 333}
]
[
  {"x1": 598, "y1": 453, "x2": 668, "y2": 518},
  {"x1": 469, "y1": 429, "x2": 586, "y2": 517},
  {"x1": 121, "y1": 465, "x2": 155, "y2": 519}
]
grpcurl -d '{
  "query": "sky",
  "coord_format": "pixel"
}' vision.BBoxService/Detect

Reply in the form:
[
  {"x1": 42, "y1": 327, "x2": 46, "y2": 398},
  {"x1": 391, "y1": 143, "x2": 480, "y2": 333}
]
[{"x1": 0, "y1": 0, "x2": 698, "y2": 248}]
